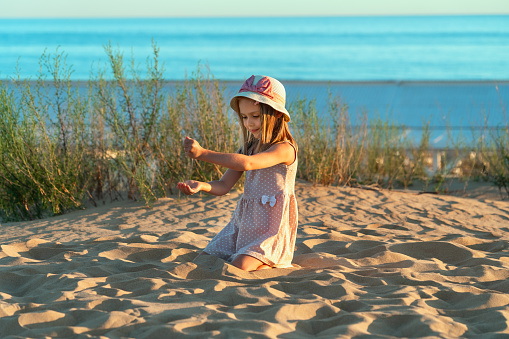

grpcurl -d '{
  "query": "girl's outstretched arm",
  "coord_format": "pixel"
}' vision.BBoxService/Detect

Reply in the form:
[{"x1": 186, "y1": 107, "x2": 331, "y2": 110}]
[
  {"x1": 178, "y1": 169, "x2": 243, "y2": 196},
  {"x1": 184, "y1": 137, "x2": 295, "y2": 171}
]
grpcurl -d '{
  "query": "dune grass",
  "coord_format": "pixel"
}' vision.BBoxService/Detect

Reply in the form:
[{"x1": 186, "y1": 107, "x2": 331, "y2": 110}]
[
  {"x1": 0, "y1": 50, "x2": 91, "y2": 220},
  {"x1": 0, "y1": 47, "x2": 507, "y2": 221}
]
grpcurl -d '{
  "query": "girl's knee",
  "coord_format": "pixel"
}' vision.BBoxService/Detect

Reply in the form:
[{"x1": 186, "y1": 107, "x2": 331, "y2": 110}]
[{"x1": 231, "y1": 254, "x2": 271, "y2": 271}]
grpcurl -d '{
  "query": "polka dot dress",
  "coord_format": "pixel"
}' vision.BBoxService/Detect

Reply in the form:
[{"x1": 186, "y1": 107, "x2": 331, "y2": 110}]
[{"x1": 204, "y1": 142, "x2": 298, "y2": 268}]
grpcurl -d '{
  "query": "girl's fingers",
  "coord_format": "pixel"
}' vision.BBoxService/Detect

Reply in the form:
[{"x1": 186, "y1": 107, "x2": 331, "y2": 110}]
[
  {"x1": 183, "y1": 138, "x2": 196, "y2": 155},
  {"x1": 183, "y1": 137, "x2": 194, "y2": 147},
  {"x1": 177, "y1": 183, "x2": 189, "y2": 195},
  {"x1": 177, "y1": 182, "x2": 196, "y2": 195}
]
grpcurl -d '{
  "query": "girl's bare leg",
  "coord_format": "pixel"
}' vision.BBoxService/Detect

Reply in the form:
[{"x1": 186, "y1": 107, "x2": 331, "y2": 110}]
[{"x1": 231, "y1": 254, "x2": 272, "y2": 271}]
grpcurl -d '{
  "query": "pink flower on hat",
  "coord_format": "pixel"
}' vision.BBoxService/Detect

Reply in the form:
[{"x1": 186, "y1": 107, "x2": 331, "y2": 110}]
[{"x1": 239, "y1": 75, "x2": 274, "y2": 99}]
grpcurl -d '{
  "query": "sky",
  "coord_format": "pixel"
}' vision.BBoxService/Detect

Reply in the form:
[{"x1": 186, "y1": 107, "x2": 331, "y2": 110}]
[{"x1": 1, "y1": 0, "x2": 509, "y2": 18}]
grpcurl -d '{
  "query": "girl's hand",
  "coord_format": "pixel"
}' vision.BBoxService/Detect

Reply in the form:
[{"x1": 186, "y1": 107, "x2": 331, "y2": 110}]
[
  {"x1": 184, "y1": 136, "x2": 204, "y2": 159},
  {"x1": 177, "y1": 180, "x2": 202, "y2": 195}
]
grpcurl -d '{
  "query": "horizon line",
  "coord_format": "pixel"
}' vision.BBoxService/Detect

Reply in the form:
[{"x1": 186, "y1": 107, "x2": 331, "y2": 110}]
[
  {"x1": 3, "y1": 78, "x2": 509, "y2": 84},
  {"x1": 2, "y1": 13, "x2": 509, "y2": 19}
]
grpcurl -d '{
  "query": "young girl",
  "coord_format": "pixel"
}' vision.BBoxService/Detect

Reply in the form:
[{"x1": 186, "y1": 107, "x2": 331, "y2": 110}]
[{"x1": 177, "y1": 75, "x2": 298, "y2": 272}]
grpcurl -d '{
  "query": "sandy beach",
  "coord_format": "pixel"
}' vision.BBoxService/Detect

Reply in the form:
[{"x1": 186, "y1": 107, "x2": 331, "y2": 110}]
[{"x1": 1, "y1": 181, "x2": 509, "y2": 338}]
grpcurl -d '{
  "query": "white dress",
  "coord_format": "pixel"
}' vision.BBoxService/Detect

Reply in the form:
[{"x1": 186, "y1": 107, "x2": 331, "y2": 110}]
[{"x1": 204, "y1": 142, "x2": 298, "y2": 268}]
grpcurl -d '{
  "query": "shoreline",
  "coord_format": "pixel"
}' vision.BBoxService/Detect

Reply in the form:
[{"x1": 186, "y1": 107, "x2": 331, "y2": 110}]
[
  {"x1": 3, "y1": 78, "x2": 505, "y2": 147},
  {"x1": 3, "y1": 79, "x2": 509, "y2": 84}
]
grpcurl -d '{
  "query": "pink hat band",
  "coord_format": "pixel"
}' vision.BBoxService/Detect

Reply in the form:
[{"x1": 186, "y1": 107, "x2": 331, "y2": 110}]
[{"x1": 230, "y1": 75, "x2": 291, "y2": 122}]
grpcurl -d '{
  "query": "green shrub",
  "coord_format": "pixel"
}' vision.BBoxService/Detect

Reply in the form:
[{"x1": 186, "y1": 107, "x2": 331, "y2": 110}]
[
  {"x1": 482, "y1": 126, "x2": 509, "y2": 197},
  {"x1": 0, "y1": 50, "x2": 90, "y2": 220}
]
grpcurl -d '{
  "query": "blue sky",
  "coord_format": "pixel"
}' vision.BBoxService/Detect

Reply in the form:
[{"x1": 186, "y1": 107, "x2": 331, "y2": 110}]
[{"x1": 1, "y1": 0, "x2": 509, "y2": 18}]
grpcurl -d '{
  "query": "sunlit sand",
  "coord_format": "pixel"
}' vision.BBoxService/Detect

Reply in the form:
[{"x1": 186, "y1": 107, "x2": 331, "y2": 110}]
[{"x1": 1, "y1": 181, "x2": 508, "y2": 337}]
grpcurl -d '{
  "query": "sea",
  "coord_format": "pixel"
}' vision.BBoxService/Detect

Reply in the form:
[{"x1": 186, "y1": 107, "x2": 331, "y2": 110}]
[{"x1": 1, "y1": 15, "x2": 508, "y2": 146}]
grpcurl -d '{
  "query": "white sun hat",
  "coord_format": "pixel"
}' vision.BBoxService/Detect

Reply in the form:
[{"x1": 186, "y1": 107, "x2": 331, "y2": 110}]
[{"x1": 230, "y1": 75, "x2": 291, "y2": 122}]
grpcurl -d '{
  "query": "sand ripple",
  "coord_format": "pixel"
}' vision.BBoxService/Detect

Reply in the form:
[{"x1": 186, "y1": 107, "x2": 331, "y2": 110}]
[{"x1": 1, "y1": 182, "x2": 509, "y2": 337}]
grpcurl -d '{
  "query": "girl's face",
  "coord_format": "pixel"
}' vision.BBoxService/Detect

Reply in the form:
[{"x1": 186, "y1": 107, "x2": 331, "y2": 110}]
[{"x1": 238, "y1": 98, "x2": 262, "y2": 138}]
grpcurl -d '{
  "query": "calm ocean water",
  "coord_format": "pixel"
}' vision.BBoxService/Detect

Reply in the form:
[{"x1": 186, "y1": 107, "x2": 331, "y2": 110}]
[
  {"x1": 1, "y1": 16, "x2": 508, "y2": 146},
  {"x1": 0, "y1": 16, "x2": 508, "y2": 81}
]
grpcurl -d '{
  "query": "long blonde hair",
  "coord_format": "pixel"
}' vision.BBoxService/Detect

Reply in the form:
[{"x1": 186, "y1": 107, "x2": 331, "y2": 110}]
[{"x1": 237, "y1": 102, "x2": 297, "y2": 155}]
